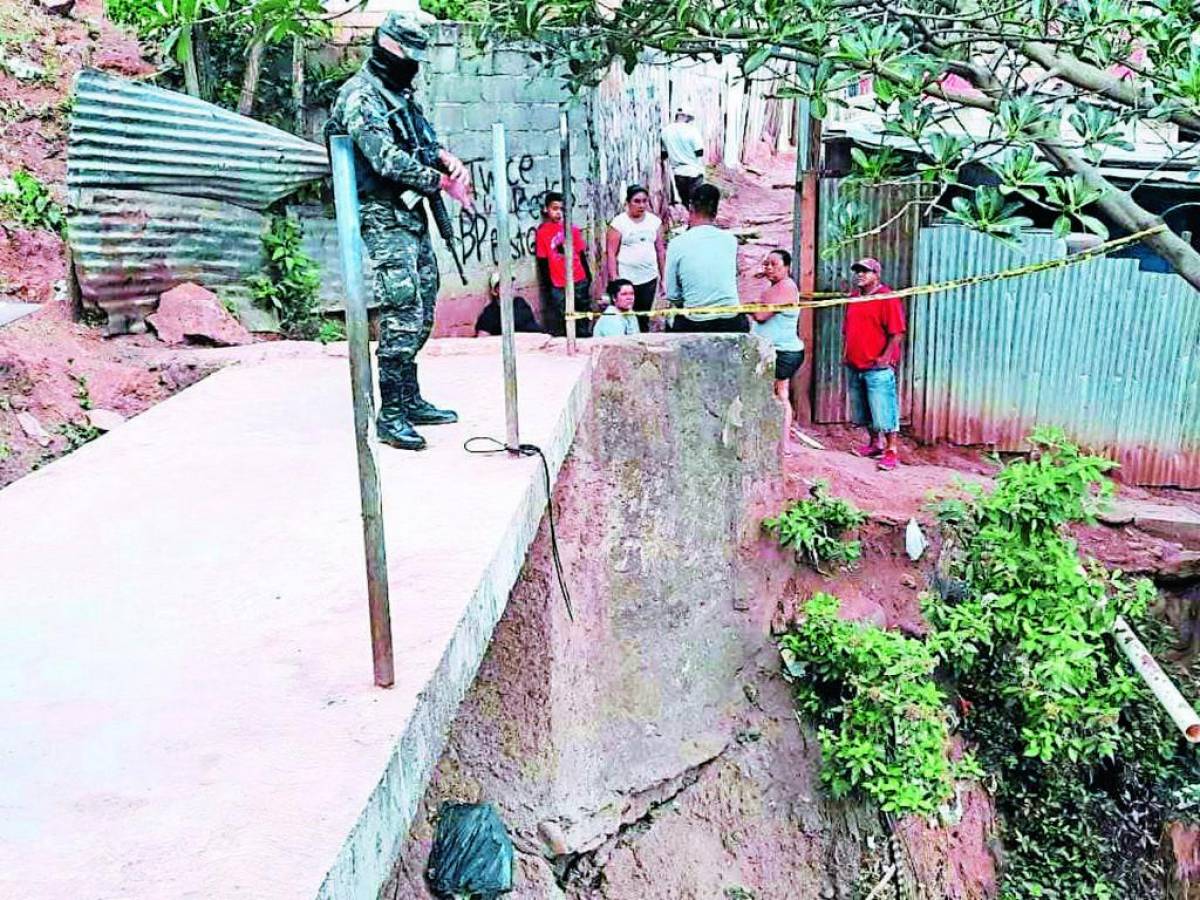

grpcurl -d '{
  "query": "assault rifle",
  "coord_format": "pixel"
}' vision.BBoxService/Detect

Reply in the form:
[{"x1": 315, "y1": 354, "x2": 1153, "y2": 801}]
[{"x1": 368, "y1": 71, "x2": 470, "y2": 286}]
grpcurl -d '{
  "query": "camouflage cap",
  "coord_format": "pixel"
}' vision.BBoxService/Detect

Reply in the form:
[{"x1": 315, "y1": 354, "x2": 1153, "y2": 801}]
[{"x1": 376, "y1": 12, "x2": 430, "y2": 63}]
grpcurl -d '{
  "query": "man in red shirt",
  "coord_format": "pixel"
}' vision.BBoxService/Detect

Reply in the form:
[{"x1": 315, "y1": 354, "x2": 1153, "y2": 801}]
[
  {"x1": 535, "y1": 191, "x2": 591, "y2": 337},
  {"x1": 843, "y1": 258, "x2": 905, "y2": 471}
]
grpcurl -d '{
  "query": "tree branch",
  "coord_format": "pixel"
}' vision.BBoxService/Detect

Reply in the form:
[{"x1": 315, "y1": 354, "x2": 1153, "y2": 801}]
[{"x1": 1020, "y1": 41, "x2": 1200, "y2": 135}]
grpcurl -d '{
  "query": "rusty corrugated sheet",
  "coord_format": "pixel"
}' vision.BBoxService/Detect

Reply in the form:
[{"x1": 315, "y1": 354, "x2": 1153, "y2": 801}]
[
  {"x1": 910, "y1": 224, "x2": 1200, "y2": 487},
  {"x1": 69, "y1": 188, "x2": 269, "y2": 332},
  {"x1": 69, "y1": 69, "x2": 329, "y2": 210},
  {"x1": 812, "y1": 178, "x2": 929, "y2": 423}
]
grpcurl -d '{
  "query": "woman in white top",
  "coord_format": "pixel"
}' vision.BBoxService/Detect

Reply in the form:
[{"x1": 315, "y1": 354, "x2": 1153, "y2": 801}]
[{"x1": 606, "y1": 185, "x2": 666, "y2": 333}]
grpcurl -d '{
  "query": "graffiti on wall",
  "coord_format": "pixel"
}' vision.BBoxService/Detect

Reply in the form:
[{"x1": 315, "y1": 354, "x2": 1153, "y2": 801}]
[{"x1": 454, "y1": 153, "x2": 560, "y2": 267}]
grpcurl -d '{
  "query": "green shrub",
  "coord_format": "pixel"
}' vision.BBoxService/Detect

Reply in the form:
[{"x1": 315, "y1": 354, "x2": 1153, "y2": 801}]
[
  {"x1": 779, "y1": 429, "x2": 1198, "y2": 897},
  {"x1": 780, "y1": 593, "x2": 975, "y2": 817},
  {"x1": 103, "y1": 0, "x2": 159, "y2": 32},
  {"x1": 0, "y1": 170, "x2": 65, "y2": 234},
  {"x1": 924, "y1": 427, "x2": 1198, "y2": 897},
  {"x1": 419, "y1": 0, "x2": 489, "y2": 21},
  {"x1": 248, "y1": 215, "x2": 322, "y2": 340},
  {"x1": 764, "y1": 480, "x2": 866, "y2": 568},
  {"x1": 316, "y1": 319, "x2": 345, "y2": 344}
]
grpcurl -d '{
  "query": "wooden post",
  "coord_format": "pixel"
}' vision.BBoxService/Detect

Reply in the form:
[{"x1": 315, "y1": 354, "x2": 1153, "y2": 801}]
[
  {"x1": 791, "y1": 98, "x2": 821, "y2": 426},
  {"x1": 559, "y1": 108, "x2": 578, "y2": 354},
  {"x1": 492, "y1": 124, "x2": 521, "y2": 451},
  {"x1": 329, "y1": 135, "x2": 394, "y2": 689}
]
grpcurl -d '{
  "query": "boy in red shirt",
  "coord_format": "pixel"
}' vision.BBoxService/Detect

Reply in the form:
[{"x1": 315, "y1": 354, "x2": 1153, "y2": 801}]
[
  {"x1": 535, "y1": 191, "x2": 592, "y2": 337},
  {"x1": 843, "y1": 258, "x2": 905, "y2": 471}
]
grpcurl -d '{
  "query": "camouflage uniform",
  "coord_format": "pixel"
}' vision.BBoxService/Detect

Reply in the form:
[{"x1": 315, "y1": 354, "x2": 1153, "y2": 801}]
[{"x1": 327, "y1": 13, "x2": 456, "y2": 450}]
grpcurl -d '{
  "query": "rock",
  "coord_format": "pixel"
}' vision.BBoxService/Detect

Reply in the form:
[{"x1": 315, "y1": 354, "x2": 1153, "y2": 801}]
[
  {"x1": 900, "y1": 573, "x2": 918, "y2": 589},
  {"x1": 86, "y1": 409, "x2": 126, "y2": 432},
  {"x1": 536, "y1": 820, "x2": 569, "y2": 856},
  {"x1": 1154, "y1": 548, "x2": 1200, "y2": 582},
  {"x1": 0, "y1": 56, "x2": 47, "y2": 82},
  {"x1": 1122, "y1": 500, "x2": 1200, "y2": 548},
  {"x1": 147, "y1": 283, "x2": 252, "y2": 347},
  {"x1": 1097, "y1": 500, "x2": 1135, "y2": 526},
  {"x1": 17, "y1": 412, "x2": 51, "y2": 447}
]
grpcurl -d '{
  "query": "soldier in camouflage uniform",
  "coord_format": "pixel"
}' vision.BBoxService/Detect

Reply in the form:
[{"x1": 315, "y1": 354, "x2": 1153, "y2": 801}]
[{"x1": 327, "y1": 13, "x2": 473, "y2": 450}]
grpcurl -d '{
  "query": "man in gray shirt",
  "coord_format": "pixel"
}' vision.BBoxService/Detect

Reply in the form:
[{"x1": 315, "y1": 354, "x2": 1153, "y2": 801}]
[{"x1": 664, "y1": 183, "x2": 749, "y2": 333}]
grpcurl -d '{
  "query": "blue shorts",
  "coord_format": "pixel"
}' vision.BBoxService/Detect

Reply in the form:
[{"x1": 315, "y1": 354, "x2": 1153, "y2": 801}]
[{"x1": 846, "y1": 365, "x2": 899, "y2": 433}]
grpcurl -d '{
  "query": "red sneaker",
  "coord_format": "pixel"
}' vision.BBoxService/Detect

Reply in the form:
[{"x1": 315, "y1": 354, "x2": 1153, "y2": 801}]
[
  {"x1": 877, "y1": 450, "x2": 899, "y2": 471},
  {"x1": 854, "y1": 443, "x2": 884, "y2": 458}
]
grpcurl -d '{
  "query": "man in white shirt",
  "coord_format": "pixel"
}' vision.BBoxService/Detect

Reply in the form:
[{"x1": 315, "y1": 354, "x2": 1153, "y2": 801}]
[{"x1": 661, "y1": 108, "x2": 705, "y2": 206}]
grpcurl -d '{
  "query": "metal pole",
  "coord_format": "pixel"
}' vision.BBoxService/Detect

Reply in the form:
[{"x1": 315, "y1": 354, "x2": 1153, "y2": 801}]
[
  {"x1": 492, "y1": 124, "x2": 521, "y2": 451},
  {"x1": 559, "y1": 108, "x2": 577, "y2": 353},
  {"x1": 329, "y1": 135, "x2": 394, "y2": 689}
]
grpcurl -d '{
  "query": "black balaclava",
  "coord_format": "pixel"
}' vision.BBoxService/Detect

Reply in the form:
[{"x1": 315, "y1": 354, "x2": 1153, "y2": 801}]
[{"x1": 370, "y1": 35, "x2": 419, "y2": 92}]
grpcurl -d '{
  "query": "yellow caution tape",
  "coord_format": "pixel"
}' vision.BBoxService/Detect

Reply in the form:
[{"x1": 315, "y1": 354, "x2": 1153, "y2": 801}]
[{"x1": 566, "y1": 224, "x2": 1167, "y2": 321}]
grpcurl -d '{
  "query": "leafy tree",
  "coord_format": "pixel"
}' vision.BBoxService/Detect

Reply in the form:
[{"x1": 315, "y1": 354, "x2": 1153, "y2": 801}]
[
  {"x1": 108, "y1": 0, "x2": 329, "y2": 111},
  {"x1": 483, "y1": 0, "x2": 1200, "y2": 289}
]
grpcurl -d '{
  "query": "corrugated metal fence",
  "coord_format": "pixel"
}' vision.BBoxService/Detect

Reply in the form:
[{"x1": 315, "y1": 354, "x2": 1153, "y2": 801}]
[
  {"x1": 68, "y1": 69, "x2": 329, "y2": 332},
  {"x1": 812, "y1": 178, "x2": 928, "y2": 422},
  {"x1": 909, "y1": 225, "x2": 1200, "y2": 487}
]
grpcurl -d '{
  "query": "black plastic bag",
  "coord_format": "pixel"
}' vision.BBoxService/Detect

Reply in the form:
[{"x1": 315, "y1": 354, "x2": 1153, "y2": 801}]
[{"x1": 425, "y1": 802, "x2": 514, "y2": 899}]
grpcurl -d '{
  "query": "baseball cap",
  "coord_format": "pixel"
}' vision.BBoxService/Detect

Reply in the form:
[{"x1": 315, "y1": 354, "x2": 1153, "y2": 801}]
[
  {"x1": 850, "y1": 258, "x2": 882, "y2": 274},
  {"x1": 377, "y1": 12, "x2": 430, "y2": 63}
]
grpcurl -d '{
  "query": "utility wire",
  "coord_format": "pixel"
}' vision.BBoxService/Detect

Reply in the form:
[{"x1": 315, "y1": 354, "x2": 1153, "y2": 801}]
[{"x1": 464, "y1": 437, "x2": 574, "y2": 622}]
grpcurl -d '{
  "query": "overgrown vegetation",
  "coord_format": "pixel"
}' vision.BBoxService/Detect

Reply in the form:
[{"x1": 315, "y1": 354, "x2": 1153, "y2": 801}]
[
  {"x1": 58, "y1": 421, "x2": 101, "y2": 451},
  {"x1": 316, "y1": 319, "x2": 345, "y2": 344},
  {"x1": 104, "y1": 0, "x2": 328, "y2": 125},
  {"x1": 763, "y1": 480, "x2": 866, "y2": 568},
  {"x1": 781, "y1": 592, "x2": 977, "y2": 817},
  {"x1": 248, "y1": 215, "x2": 322, "y2": 340},
  {"x1": 419, "y1": 0, "x2": 488, "y2": 21},
  {"x1": 778, "y1": 429, "x2": 1199, "y2": 896},
  {"x1": 0, "y1": 170, "x2": 65, "y2": 234},
  {"x1": 927, "y1": 428, "x2": 1198, "y2": 898}
]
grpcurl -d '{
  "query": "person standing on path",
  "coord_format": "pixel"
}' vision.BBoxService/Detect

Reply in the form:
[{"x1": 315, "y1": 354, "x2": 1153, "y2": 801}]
[
  {"x1": 606, "y1": 185, "x2": 665, "y2": 333},
  {"x1": 664, "y1": 183, "x2": 748, "y2": 334},
  {"x1": 535, "y1": 191, "x2": 591, "y2": 337},
  {"x1": 750, "y1": 248, "x2": 805, "y2": 442},
  {"x1": 326, "y1": 12, "x2": 473, "y2": 451},
  {"x1": 661, "y1": 108, "x2": 705, "y2": 206},
  {"x1": 843, "y1": 258, "x2": 905, "y2": 471}
]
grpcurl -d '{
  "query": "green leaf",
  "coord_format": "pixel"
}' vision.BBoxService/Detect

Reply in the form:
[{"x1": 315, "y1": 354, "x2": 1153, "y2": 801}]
[
  {"x1": 1075, "y1": 214, "x2": 1109, "y2": 239},
  {"x1": 743, "y1": 46, "x2": 772, "y2": 75}
]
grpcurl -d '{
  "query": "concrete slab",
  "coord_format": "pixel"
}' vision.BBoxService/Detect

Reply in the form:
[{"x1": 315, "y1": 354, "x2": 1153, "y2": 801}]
[
  {"x1": 0, "y1": 337, "x2": 591, "y2": 900},
  {"x1": 0, "y1": 301, "x2": 39, "y2": 327},
  {"x1": 1101, "y1": 498, "x2": 1200, "y2": 547}
]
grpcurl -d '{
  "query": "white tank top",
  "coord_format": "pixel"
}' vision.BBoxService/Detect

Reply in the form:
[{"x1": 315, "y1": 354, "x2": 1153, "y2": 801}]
[{"x1": 610, "y1": 211, "x2": 661, "y2": 285}]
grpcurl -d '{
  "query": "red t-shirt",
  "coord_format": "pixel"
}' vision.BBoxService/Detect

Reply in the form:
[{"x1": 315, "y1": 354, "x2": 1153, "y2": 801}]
[
  {"x1": 535, "y1": 221, "x2": 586, "y2": 288},
  {"x1": 843, "y1": 283, "x2": 905, "y2": 370}
]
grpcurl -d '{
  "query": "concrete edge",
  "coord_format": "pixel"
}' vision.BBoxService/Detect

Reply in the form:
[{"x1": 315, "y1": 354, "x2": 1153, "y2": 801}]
[{"x1": 316, "y1": 353, "x2": 595, "y2": 900}]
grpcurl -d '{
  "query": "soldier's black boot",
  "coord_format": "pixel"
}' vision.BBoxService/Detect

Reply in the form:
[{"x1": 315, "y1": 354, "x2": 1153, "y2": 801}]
[
  {"x1": 400, "y1": 361, "x2": 458, "y2": 425},
  {"x1": 377, "y1": 366, "x2": 426, "y2": 450}
]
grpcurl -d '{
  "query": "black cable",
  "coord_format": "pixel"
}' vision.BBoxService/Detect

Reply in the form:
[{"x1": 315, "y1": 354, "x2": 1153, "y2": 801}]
[{"x1": 464, "y1": 436, "x2": 574, "y2": 622}]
